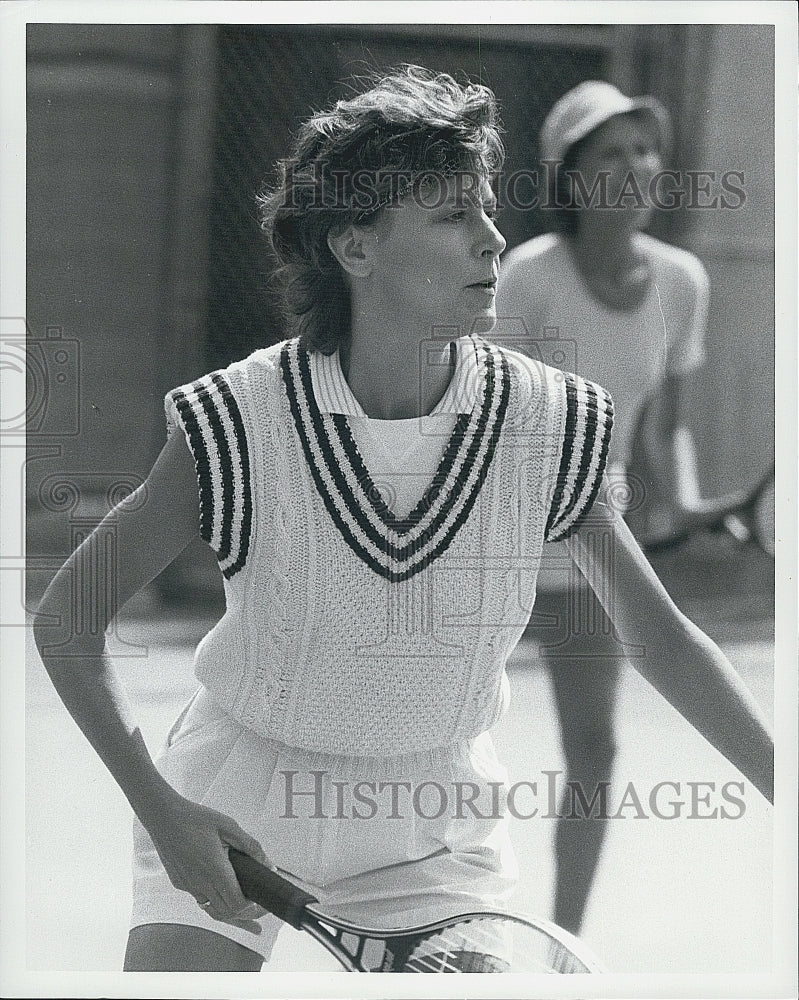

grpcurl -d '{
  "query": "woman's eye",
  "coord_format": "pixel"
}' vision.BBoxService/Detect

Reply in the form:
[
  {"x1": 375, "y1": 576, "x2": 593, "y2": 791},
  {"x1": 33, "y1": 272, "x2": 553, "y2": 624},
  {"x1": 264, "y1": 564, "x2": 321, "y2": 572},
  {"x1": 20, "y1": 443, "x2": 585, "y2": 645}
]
[{"x1": 441, "y1": 204, "x2": 498, "y2": 223}]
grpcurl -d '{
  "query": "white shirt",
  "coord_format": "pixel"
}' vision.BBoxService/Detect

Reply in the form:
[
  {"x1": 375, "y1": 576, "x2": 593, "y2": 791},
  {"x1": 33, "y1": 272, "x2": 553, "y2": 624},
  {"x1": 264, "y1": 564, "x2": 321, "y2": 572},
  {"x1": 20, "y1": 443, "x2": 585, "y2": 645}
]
[
  {"x1": 495, "y1": 231, "x2": 708, "y2": 468},
  {"x1": 310, "y1": 343, "x2": 471, "y2": 518}
]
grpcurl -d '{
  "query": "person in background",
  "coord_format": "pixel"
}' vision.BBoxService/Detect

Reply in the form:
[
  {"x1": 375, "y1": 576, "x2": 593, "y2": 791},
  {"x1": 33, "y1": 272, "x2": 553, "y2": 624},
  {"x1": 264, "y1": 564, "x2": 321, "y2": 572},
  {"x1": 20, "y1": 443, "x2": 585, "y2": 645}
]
[{"x1": 496, "y1": 80, "x2": 720, "y2": 935}]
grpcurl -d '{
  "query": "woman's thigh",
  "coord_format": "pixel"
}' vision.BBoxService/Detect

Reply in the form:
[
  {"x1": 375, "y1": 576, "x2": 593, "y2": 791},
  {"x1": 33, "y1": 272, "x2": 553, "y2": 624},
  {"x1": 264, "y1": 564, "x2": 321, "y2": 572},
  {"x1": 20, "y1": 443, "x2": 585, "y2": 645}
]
[
  {"x1": 548, "y1": 650, "x2": 622, "y2": 750},
  {"x1": 124, "y1": 923, "x2": 263, "y2": 972}
]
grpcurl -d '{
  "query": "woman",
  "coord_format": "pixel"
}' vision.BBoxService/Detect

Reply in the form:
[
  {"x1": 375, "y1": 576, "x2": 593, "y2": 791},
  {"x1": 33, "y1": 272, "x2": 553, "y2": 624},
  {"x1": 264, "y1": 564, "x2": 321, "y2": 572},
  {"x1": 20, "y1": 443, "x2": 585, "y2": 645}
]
[
  {"x1": 496, "y1": 80, "x2": 729, "y2": 935},
  {"x1": 33, "y1": 66, "x2": 772, "y2": 973}
]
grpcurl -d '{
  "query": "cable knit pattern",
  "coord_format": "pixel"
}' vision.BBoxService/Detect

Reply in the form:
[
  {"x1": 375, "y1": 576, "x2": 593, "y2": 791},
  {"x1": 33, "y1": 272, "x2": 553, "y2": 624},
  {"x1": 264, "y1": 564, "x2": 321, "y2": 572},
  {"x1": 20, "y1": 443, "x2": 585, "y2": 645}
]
[{"x1": 165, "y1": 337, "x2": 613, "y2": 755}]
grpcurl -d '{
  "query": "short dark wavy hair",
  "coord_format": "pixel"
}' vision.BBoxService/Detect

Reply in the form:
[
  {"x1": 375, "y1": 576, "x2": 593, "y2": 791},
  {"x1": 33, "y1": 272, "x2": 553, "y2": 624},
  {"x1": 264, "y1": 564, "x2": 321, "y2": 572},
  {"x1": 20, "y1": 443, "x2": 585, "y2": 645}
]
[{"x1": 258, "y1": 65, "x2": 505, "y2": 354}]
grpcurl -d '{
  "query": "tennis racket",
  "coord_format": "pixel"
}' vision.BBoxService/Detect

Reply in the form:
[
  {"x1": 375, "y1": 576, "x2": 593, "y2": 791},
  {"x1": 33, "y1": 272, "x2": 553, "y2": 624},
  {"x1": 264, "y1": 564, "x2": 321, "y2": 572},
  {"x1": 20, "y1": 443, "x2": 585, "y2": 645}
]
[
  {"x1": 641, "y1": 462, "x2": 775, "y2": 555},
  {"x1": 625, "y1": 387, "x2": 775, "y2": 556},
  {"x1": 228, "y1": 848, "x2": 605, "y2": 973}
]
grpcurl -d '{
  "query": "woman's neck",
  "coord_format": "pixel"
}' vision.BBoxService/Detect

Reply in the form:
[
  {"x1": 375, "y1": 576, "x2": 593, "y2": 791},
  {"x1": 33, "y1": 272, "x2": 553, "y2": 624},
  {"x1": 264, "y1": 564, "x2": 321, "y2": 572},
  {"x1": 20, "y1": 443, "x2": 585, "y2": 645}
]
[{"x1": 340, "y1": 322, "x2": 456, "y2": 420}]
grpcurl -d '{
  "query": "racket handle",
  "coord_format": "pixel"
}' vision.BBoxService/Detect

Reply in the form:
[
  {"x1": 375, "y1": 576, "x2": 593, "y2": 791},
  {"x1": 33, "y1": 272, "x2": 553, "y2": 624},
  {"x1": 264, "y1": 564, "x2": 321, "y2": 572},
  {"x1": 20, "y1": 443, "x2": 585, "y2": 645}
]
[{"x1": 229, "y1": 848, "x2": 318, "y2": 929}]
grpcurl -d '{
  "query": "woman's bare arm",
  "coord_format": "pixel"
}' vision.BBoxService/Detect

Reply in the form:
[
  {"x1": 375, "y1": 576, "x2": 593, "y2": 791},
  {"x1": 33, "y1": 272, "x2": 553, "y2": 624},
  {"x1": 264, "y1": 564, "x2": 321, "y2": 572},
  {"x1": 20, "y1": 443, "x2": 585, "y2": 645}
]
[
  {"x1": 32, "y1": 431, "x2": 266, "y2": 925},
  {"x1": 33, "y1": 434, "x2": 198, "y2": 812},
  {"x1": 33, "y1": 430, "x2": 200, "y2": 815},
  {"x1": 565, "y1": 490, "x2": 773, "y2": 803}
]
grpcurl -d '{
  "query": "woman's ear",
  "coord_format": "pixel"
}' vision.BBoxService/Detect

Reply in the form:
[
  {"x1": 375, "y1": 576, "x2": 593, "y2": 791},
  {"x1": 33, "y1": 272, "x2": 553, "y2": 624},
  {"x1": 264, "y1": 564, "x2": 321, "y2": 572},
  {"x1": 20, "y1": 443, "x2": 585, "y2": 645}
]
[{"x1": 327, "y1": 224, "x2": 375, "y2": 278}]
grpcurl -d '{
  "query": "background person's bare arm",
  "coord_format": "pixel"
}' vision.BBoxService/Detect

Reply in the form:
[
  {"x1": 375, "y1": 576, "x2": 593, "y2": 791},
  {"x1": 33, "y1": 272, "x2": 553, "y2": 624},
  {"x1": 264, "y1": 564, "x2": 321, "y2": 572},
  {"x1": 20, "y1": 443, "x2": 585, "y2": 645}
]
[{"x1": 565, "y1": 488, "x2": 774, "y2": 804}]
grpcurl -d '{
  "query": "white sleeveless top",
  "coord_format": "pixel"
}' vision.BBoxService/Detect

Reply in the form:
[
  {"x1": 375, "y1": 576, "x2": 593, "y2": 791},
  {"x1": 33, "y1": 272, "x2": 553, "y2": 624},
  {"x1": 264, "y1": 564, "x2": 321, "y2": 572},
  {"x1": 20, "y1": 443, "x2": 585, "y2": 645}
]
[{"x1": 165, "y1": 335, "x2": 613, "y2": 755}]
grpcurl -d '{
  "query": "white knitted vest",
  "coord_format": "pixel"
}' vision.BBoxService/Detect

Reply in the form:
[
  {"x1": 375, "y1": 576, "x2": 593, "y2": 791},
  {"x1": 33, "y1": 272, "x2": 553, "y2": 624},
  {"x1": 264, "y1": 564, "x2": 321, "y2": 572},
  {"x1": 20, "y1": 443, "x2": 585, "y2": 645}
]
[{"x1": 165, "y1": 336, "x2": 612, "y2": 755}]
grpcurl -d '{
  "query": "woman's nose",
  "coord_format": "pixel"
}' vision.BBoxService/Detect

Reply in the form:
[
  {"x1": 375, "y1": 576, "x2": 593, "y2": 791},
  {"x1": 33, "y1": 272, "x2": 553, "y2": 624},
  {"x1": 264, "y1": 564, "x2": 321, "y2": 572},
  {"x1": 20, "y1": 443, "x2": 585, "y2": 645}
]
[{"x1": 479, "y1": 216, "x2": 506, "y2": 257}]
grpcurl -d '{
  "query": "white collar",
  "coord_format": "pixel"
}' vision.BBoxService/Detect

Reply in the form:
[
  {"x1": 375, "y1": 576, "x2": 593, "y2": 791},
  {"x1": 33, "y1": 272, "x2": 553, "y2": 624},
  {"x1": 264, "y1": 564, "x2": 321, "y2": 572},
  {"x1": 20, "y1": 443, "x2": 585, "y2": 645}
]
[{"x1": 309, "y1": 337, "x2": 481, "y2": 417}]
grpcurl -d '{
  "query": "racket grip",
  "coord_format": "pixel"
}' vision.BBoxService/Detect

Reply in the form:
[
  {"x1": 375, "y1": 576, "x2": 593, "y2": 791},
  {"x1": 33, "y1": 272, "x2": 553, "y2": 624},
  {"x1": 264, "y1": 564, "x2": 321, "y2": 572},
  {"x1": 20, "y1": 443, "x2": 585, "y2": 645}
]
[{"x1": 229, "y1": 848, "x2": 318, "y2": 929}]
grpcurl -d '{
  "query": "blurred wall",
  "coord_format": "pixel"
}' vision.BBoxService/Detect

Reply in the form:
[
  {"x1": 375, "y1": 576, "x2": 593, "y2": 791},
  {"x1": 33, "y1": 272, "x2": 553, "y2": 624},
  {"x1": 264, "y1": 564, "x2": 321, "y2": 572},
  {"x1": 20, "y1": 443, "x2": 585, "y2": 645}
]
[
  {"x1": 612, "y1": 24, "x2": 774, "y2": 495},
  {"x1": 680, "y1": 25, "x2": 775, "y2": 495},
  {"x1": 25, "y1": 22, "x2": 775, "y2": 600},
  {"x1": 27, "y1": 26, "x2": 182, "y2": 484},
  {"x1": 26, "y1": 25, "x2": 217, "y2": 600}
]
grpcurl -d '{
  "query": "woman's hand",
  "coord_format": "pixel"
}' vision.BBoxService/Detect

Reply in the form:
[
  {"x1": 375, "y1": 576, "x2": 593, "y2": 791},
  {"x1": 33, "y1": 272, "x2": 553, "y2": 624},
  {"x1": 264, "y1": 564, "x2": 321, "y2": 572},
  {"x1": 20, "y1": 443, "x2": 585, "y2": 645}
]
[{"x1": 140, "y1": 786, "x2": 270, "y2": 932}]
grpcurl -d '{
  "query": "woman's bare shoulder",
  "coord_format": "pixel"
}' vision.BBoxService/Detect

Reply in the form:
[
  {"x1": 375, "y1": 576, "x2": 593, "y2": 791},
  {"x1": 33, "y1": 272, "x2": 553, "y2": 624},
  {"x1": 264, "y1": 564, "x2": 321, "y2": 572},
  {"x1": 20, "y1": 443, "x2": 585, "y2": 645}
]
[{"x1": 110, "y1": 429, "x2": 200, "y2": 546}]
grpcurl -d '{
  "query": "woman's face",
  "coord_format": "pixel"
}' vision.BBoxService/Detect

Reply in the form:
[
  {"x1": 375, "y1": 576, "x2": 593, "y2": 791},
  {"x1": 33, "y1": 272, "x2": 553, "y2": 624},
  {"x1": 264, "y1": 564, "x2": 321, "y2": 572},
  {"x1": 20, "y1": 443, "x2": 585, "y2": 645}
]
[
  {"x1": 571, "y1": 112, "x2": 663, "y2": 228},
  {"x1": 366, "y1": 172, "x2": 506, "y2": 336}
]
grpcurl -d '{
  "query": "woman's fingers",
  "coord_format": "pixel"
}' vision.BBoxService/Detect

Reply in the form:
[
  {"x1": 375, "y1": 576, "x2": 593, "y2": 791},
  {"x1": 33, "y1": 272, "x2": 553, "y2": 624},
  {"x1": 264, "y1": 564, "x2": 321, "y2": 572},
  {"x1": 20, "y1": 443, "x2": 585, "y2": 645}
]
[
  {"x1": 195, "y1": 895, "x2": 265, "y2": 933},
  {"x1": 209, "y1": 837, "x2": 270, "y2": 921},
  {"x1": 217, "y1": 815, "x2": 268, "y2": 864},
  {"x1": 150, "y1": 798, "x2": 270, "y2": 925},
  {"x1": 192, "y1": 860, "x2": 268, "y2": 926}
]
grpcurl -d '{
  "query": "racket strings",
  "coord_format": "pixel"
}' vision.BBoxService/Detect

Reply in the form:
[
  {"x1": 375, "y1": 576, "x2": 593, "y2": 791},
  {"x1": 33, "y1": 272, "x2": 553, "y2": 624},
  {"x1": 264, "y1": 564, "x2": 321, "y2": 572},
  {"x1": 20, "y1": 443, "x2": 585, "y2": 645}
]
[
  {"x1": 380, "y1": 918, "x2": 506, "y2": 973},
  {"x1": 397, "y1": 916, "x2": 584, "y2": 973},
  {"x1": 405, "y1": 949, "x2": 510, "y2": 972}
]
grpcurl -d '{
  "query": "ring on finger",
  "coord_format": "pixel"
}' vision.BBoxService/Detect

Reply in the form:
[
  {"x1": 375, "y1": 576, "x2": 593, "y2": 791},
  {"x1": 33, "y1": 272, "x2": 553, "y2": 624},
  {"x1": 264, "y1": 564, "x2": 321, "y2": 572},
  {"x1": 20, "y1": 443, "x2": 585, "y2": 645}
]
[{"x1": 198, "y1": 899, "x2": 213, "y2": 909}]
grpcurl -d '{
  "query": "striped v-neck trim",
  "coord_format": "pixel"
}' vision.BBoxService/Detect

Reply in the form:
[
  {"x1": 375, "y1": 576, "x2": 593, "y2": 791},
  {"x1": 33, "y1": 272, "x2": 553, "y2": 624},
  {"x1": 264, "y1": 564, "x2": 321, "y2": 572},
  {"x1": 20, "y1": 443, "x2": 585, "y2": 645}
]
[{"x1": 280, "y1": 337, "x2": 511, "y2": 582}]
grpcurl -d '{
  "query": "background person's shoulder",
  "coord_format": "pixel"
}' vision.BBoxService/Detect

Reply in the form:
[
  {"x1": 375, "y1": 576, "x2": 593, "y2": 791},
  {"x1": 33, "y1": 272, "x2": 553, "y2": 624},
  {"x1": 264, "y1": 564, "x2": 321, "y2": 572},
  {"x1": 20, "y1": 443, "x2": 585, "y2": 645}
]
[
  {"x1": 502, "y1": 231, "x2": 566, "y2": 272},
  {"x1": 639, "y1": 233, "x2": 709, "y2": 294}
]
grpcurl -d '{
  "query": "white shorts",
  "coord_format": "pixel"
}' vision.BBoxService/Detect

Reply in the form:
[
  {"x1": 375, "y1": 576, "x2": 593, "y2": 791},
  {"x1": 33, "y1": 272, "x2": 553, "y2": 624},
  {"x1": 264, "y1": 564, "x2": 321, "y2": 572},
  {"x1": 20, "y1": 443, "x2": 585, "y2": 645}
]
[{"x1": 130, "y1": 686, "x2": 518, "y2": 959}]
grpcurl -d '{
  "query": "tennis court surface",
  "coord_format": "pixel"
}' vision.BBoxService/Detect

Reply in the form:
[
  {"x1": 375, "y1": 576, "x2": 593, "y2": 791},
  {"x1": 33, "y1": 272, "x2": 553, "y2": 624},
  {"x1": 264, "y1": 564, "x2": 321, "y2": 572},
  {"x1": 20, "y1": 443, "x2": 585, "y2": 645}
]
[{"x1": 24, "y1": 534, "x2": 775, "y2": 973}]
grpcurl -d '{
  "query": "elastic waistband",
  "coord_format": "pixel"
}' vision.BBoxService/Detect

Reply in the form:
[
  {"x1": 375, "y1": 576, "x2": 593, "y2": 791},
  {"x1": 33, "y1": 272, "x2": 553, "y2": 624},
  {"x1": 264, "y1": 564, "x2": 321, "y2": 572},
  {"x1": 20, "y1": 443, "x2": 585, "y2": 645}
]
[
  {"x1": 194, "y1": 686, "x2": 481, "y2": 774},
  {"x1": 253, "y1": 728, "x2": 478, "y2": 775}
]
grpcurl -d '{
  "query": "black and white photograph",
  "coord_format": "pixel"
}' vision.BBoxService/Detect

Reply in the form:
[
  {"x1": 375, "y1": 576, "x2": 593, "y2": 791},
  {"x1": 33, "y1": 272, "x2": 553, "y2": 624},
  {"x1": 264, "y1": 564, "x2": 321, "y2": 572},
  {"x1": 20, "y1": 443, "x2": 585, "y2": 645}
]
[{"x1": 1, "y1": 1, "x2": 796, "y2": 997}]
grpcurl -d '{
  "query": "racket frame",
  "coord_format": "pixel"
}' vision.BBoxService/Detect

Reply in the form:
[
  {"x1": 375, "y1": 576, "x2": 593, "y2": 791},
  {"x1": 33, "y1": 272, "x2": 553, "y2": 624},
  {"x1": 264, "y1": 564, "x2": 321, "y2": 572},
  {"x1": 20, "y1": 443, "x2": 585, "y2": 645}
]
[
  {"x1": 297, "y1": 906, "x2": 606, "y2": 973},
  {"x1": 643, "y1": 461, "x2": 775, "y2": 554},
  {"x1": 229, "y1": 847, "x2": 604, "y2": 973}
]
